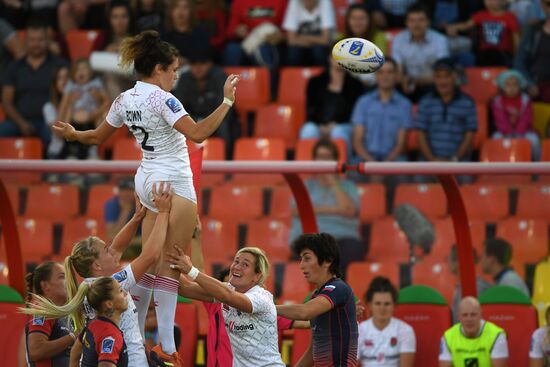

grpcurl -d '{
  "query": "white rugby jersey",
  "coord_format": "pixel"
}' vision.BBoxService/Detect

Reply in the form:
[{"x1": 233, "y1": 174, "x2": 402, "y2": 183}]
[
  {"x1": 221, "y1": 285, "x2": 285, "y2": 367},
  {"x1": 106, "y1": 81, "x2": 191, "y2": 177},
  {"x1": 530, "y1": 326, "x2": 550, "y2": 361},
  {"x1": 358, "y1": 317, "x2": 416, "y2": 366},
  {"x1": 84, "y1": 264, "x2": 148, "y2": 366}
]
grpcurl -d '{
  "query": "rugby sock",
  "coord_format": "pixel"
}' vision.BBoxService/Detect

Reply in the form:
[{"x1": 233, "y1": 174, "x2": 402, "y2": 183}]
[
  {"x1": 153, "y1": 275, "x2": 179, "y2": 354},
  {"x1": 130, "y1": 273, "x2": 156, "y2": 340}
]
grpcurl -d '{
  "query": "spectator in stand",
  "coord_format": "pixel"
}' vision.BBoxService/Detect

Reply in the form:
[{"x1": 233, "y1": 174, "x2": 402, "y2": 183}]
[
  {"x1": 173, "y1": 47, "x2": 240, "y2": 159},
  {"x1": 57, "y1": 0, "x2": 110, "y2": 35},
  {"x1": 0, "y1": 21, "x2": 67, "y2": 148},
  {"x1": 416, "y1": 58, "x2": 477, "y2": 163},
  {"x1": 447, "y1": 244, "x2": 492, "y2": 323},
  {"x1": 351, "y1": 57, "x2": 412, "y2": 165},
  {"x1": 515, "y1": 0, "x2": 550, "y2": 103},
  {"x1": 445, "y1": 0, "x2": 520, "y2": 67},
  {"x1": 282, "y1": 0, "x2": 336, "y2": 66},
  {"x1": 223, "y1": 0, "x2": 287, "y2": 67},
  {"x1": 162, "y1": 0, "x2": 211, "y2": 65},
  {"x1": 43, "y1": 66, "x2": 70, "y2": 159},
  {"x1": 358, "y1": 276, "x2": 416, "y2": 367},
  {"x1": 529, "y1": 306, "x2": 550, "y2": 367},
  {"x1": 196, "y1": 0, "x2": 227, "y2": 54},
  {"x1": 342, "y1": 4, "x2": 387, "y2": 87},
  {"x1": 491, "y1": 69, "x2": 540, "y2": 160},
  {"x1": 480, "y1": 237, "x2": 530, "y2": 296},
  {"x1": 105, "y1": 178, "x2": 137, "y2": 243},
  {"x1": 0, "y1": 19, "x2": 25, "y2": 86},
  {"x1": 367, "y1": 0, "x2": 417, "y2": 28},
  {"x1": 132, "y1": 0, "x2": 165, "y2": 33},
  {"x1": 299, "y1": 55, "x2": 364, "y2": 157},
  {"x1": 290, "y1": 140, "x2": 364, "y2": 277},
  {"x1": 392, "y1": 3, "x2": 450, "y2": 102},
  {"x1": 439, "y1": 296, "x2": 508, "y2": 367}
]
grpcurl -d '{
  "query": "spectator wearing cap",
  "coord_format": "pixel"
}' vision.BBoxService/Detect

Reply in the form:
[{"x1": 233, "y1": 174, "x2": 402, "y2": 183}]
[
  {"x1": 416, "y1": 58, "x2": 477, "y2": 166},
  {"x1": 391, "y1": 2, "x2": 450, "y2": 103},
  {"x1": 515, "y1": 0, "x2": 550, "y2": 103},
  {"x1": 480, "y1": 238, "x2": 530, "y2": 297},
  {"x1": 491, "y1": 69, "x2": 540, "y2": 161},
  {"x1": 172, "y1": 48, "x2": 239, "y2": 158},
  {"x1": 104, "y1": 178, "x2": 138, "y2": 242}
]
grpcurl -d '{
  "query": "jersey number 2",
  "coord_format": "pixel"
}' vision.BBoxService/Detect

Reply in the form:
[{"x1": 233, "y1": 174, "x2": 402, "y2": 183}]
[{"x1": 131, "y1": 125, "x2": 154, "y2": 152}]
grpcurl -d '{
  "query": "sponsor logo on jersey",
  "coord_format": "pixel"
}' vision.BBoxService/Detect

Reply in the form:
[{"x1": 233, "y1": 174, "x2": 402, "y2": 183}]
[
  {"x1": 227, "y1": 321, "x2": 255, "y2": 332},
  {"x1": 102, "y1": 336, "x2": 115, "y2": 354},
  {"x1": 364, "y1": 339, "x2": 374, "y2": 348},
  {"x1": 165, "y1": 97, "x2": 182, "y2": 113},
  {"x1": 349, "y1": 40, "x2": 364, "y2": 56},
  {"x1": 323, "y1": 285, "x2": 336, "y2": 292},
  {"x1": 113, "y1": 270, "x2": 127, "y2": 282},
  {"x1": 32, "y1": 316, "x2": 45, "y2": 325}
]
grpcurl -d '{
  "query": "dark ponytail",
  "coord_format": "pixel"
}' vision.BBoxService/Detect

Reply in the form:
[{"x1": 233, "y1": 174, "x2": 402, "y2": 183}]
[{"x1": 25, "y1": 261, "x2": 56, "y2": 304}]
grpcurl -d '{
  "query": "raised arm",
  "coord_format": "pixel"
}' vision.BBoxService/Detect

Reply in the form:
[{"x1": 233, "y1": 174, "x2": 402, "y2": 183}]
[
  {"x1": 109, "y1": 193, "x2": 146, "y2": 258},
  {"x1": 52, "y1": 119, "x2": 117, "y2": 145},
  {"x1": 173, "y1": 74, "x2": 239, "y2": 143}
]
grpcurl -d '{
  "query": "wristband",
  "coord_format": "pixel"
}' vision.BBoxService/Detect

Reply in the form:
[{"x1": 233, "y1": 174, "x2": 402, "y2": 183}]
[
  {"x1": 188, "y1": 266, "x2": 200, "y2": 280},
  {"x1": 223, "y1": 97, "x2": 234, "y2": 107}
]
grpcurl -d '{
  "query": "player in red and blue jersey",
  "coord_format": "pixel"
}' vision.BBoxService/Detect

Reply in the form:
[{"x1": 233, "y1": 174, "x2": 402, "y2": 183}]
[
  {"x1": 80, "y1": 316, "x2": 128, "y2": 367},
  {"x1": 277, "y1": 233, "x2": 359, "y2": 366}
]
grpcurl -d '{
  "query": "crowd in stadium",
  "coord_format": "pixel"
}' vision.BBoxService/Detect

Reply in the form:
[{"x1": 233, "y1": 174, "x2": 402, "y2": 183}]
[{"x1": 1, "y1": 0, "x2": 550, "y2": 366}]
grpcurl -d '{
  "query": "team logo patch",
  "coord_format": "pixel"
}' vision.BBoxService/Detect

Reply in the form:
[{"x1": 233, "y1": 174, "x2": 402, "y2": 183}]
[
  {"x1": 323, "y1": 285, "x2": 336, "y2": 292},
  {"x1": 101, "y1": 336, "x2": 115, "y2": 354},
  {"x1": 113, "y1": 270, "x2": 127, "y2": 282},
  {"x1": 32, "y1": 316, "x2": 45, "y2": 326},
  {"x1": 390, "y1": 337, "x2": 397, "y2": 347},
  {"x1": 348, "y1": 40, "x2": 364, "y2": 56},
  {"x1": 165, "y1": 97, "x2": 182, "y2": 113}
]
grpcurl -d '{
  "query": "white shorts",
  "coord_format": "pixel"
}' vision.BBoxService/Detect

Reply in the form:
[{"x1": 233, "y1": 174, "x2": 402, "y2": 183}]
[{"x1": 135, "y1": 165, "x2": 197, "y2": 212}]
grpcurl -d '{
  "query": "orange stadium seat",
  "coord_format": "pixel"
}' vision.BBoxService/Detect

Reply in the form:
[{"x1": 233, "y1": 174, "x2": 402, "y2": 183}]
[
  {"x1": 25, "y1": 184, "x2": 80, "y2": 219},
  {"x1": 496, "y1": 218, "x2": 549, "y2": 264},
  {"x1": 0, "y1": 286, "x2": 27, "y2": 367},
  {"x1": 280, "y1": 262, "x2": 311, "y2": 304},
  {"x1": 0, "y1": 137, "x2": 43, "y2": 184},
  {"x1": 460, "y1": 184, "x2": 509, "y2": 221},
  {"x1": 291, "y1": 329, "x2": 311, "y2": 367},
  {"x1": 209, "y1": 184, "x2": 264, "y2": 220},
  {"x1": 294, "y1": 138, "x2": 348, "y2": 163},
  {"x1": 481, "y1": 138, "x2": 532, "y2": 162},
  {"x1": 254, "y1": 104, "x2": 302, "y2": 149},
  {"x1": 175, "y1": 301, "x2": 198, "y2": 367},
  {"x1": 194, "y1": 137, "x2": 226, "y2": 187},
  {"x1": 474, "y1": 103, "x2": 489, "y2": 149},
  {"x1": 384, "y1": 28, "x2": 402, "y2": 56},
  {"x1": 223, "y1": 67, "x2": 270, "y2": 114},
  {"x1": 17, "y1": 217, "x2": 54, "y2": 263},
  {"x1": 394, "y1": 183, "x2": 447, "y2": 219},
  {"x1": 542, "y1": 139, "x2": 550, "y2": 161},
  {"x1": 428, "y1": 219, "x2": 486, "y2": 260},
  {"x1": 346, "y1": 262, "x2": 400, "y2": 301},
  {"x1": 368, "y1": 217, "x2": 409, "y2": 263},
  {"x1": 112, "y1": 138, "x2": 142, "y2": 160},
  {"x1": 200, "y1": 218, "x2": 239, "y2": 263},
  {"x1": 232, "y1": 137, "x2": 286, "y2": 185},
  {"x1": 278, "y1": 67, "x2": 323, "y2": 119},
  {"x1": 98, "y1": 125, "x2": 129, "y2": 159},
  {"x1": 246, "y1": 218, "x2": 291, "y2": 262},
  {"x1": 85, "y1": 184, "x2": 118, "y2": 219},
  {"x1": 516, "y1": 185, "x2": 550, "y2": 219},
  {"x1": 333, "y1": 0, "x2": 350, "y2": 33},
  {"x1": 65, "y1": 29, "x2": 104, "y2": 61},
  {"x1": 357, "y1": 183, "x2": 386, "y2": 223},
  {"x1": 412, "y1": 260, "x2": 457, "y2": 304},
  {"x1": 269, "y1": 186, "x2": 292, "y2": 219},
  {"x1": 4, "y1": 184, "x2": 20, "y2": 215},
  {"x1": 461, "y1": 67, "x2": 507, "y2": 104},
  {"x1": 59, "y1": 218, "x2": 105, "y2": 257}
]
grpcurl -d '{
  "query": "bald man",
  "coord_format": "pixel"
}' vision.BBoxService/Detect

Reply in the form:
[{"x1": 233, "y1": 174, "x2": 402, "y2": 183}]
[{"x1": 439, "y1": 297, "x2": 508, "y2": 367}]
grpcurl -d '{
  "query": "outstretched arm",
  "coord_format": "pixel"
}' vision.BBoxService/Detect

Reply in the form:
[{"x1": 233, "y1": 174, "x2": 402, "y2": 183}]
[
  {"x1": 52, "y1": 119, "x2": 117, "y2": 145},
  {"x1": 276, "y1": 296, "x2": 333, "y2": 321},
  {"x1": 109, "y1": 193, "x2": 146, "y2": 258}
]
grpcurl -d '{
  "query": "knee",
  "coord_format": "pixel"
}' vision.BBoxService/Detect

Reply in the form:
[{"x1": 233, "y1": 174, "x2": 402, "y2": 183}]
[{"x1": 299, "y1": 122, "x2": 320, "y2": 139}]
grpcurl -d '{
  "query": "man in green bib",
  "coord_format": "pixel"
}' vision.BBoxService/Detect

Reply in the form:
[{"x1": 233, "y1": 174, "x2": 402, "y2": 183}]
[{"x1": 439, "y1": 297, "x2": 508, "y2": 367}]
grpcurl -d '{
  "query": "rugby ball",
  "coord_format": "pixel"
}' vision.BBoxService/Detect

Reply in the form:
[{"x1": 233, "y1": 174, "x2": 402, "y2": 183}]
[{"x1": 332, "y1": 38, "x2": 385, "y2": 74}]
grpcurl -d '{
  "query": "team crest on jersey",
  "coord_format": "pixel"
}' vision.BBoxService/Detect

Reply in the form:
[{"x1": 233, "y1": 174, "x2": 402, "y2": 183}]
[
  {"x1": 390, "y1": 337, "x2": 397, "y2": 347},
  {"x1": 113, "y1": 270, "x2": 127, "y2": 282},
  {"x1": 102, "y1": 336, "x2": 115, "y2": 354},
  {"x1": 323, "y1": 285, "x2": 336, "y2": 292},
  {"x1": 165, "y1": 97, "x2": 182, "y2": 113},
  {"x1": 32, "y1": 316, "x2": 45, "y2": 325}
]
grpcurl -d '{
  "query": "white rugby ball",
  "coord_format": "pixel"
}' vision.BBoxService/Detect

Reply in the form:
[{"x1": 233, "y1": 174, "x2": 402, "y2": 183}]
[{"x1": 332, "y1": 37, "x2": 385, "y2": 74}]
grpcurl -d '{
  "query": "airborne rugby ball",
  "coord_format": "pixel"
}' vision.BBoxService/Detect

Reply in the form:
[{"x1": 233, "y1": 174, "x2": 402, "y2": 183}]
[{"x1": 332, "y1": 38, "x2": 385, "y2": 74}]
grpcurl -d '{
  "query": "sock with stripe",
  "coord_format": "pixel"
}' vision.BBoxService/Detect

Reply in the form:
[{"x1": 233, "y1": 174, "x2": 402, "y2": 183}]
[
  {"x1": 130, "y1": 273, "x2": 156, "y2": 340},
  {"x1": 153, "y1": 275, "x2": 179, "y2": 354}
]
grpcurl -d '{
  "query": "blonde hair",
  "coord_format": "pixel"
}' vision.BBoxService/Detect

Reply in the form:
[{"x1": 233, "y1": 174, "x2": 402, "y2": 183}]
[
  {"x1": 63, "y1": 236, "x2": 102, "y2": 331},
  {"x1": 20, "y1": 277, "x2": 116, "y2": 332},
  {"x1": 237, "y1": 247, "x2": 270, "y2": 286}
]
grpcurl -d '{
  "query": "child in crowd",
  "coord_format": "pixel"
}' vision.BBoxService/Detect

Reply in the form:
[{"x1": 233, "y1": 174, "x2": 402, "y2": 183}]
[
  {"x1": 491, "y1": 69, "x2": 540, "y2": 160},
  {"x1": 43, "y1": 66, "x2": 70, "y2": 159}
]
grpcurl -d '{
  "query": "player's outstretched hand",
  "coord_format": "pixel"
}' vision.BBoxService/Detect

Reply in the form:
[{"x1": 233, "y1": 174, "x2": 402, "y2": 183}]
[
  {"x1": 152, "y1": 182, "x2": 172, "y2": 213},
  {"x1": 52, "y1": 121, "x2": 76, "y2": 141},
  {"x1": 167, "y1": 245, "x2": 193, "y2": 274},
  {"x1": 223, "y1": 74, "x2": 240, "y2": 102}
]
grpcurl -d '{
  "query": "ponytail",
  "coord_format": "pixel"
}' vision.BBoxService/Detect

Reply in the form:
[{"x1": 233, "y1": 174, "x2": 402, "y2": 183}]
[{"x1": 25, "y1": 261, "x2": 56, "y2": 304}]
